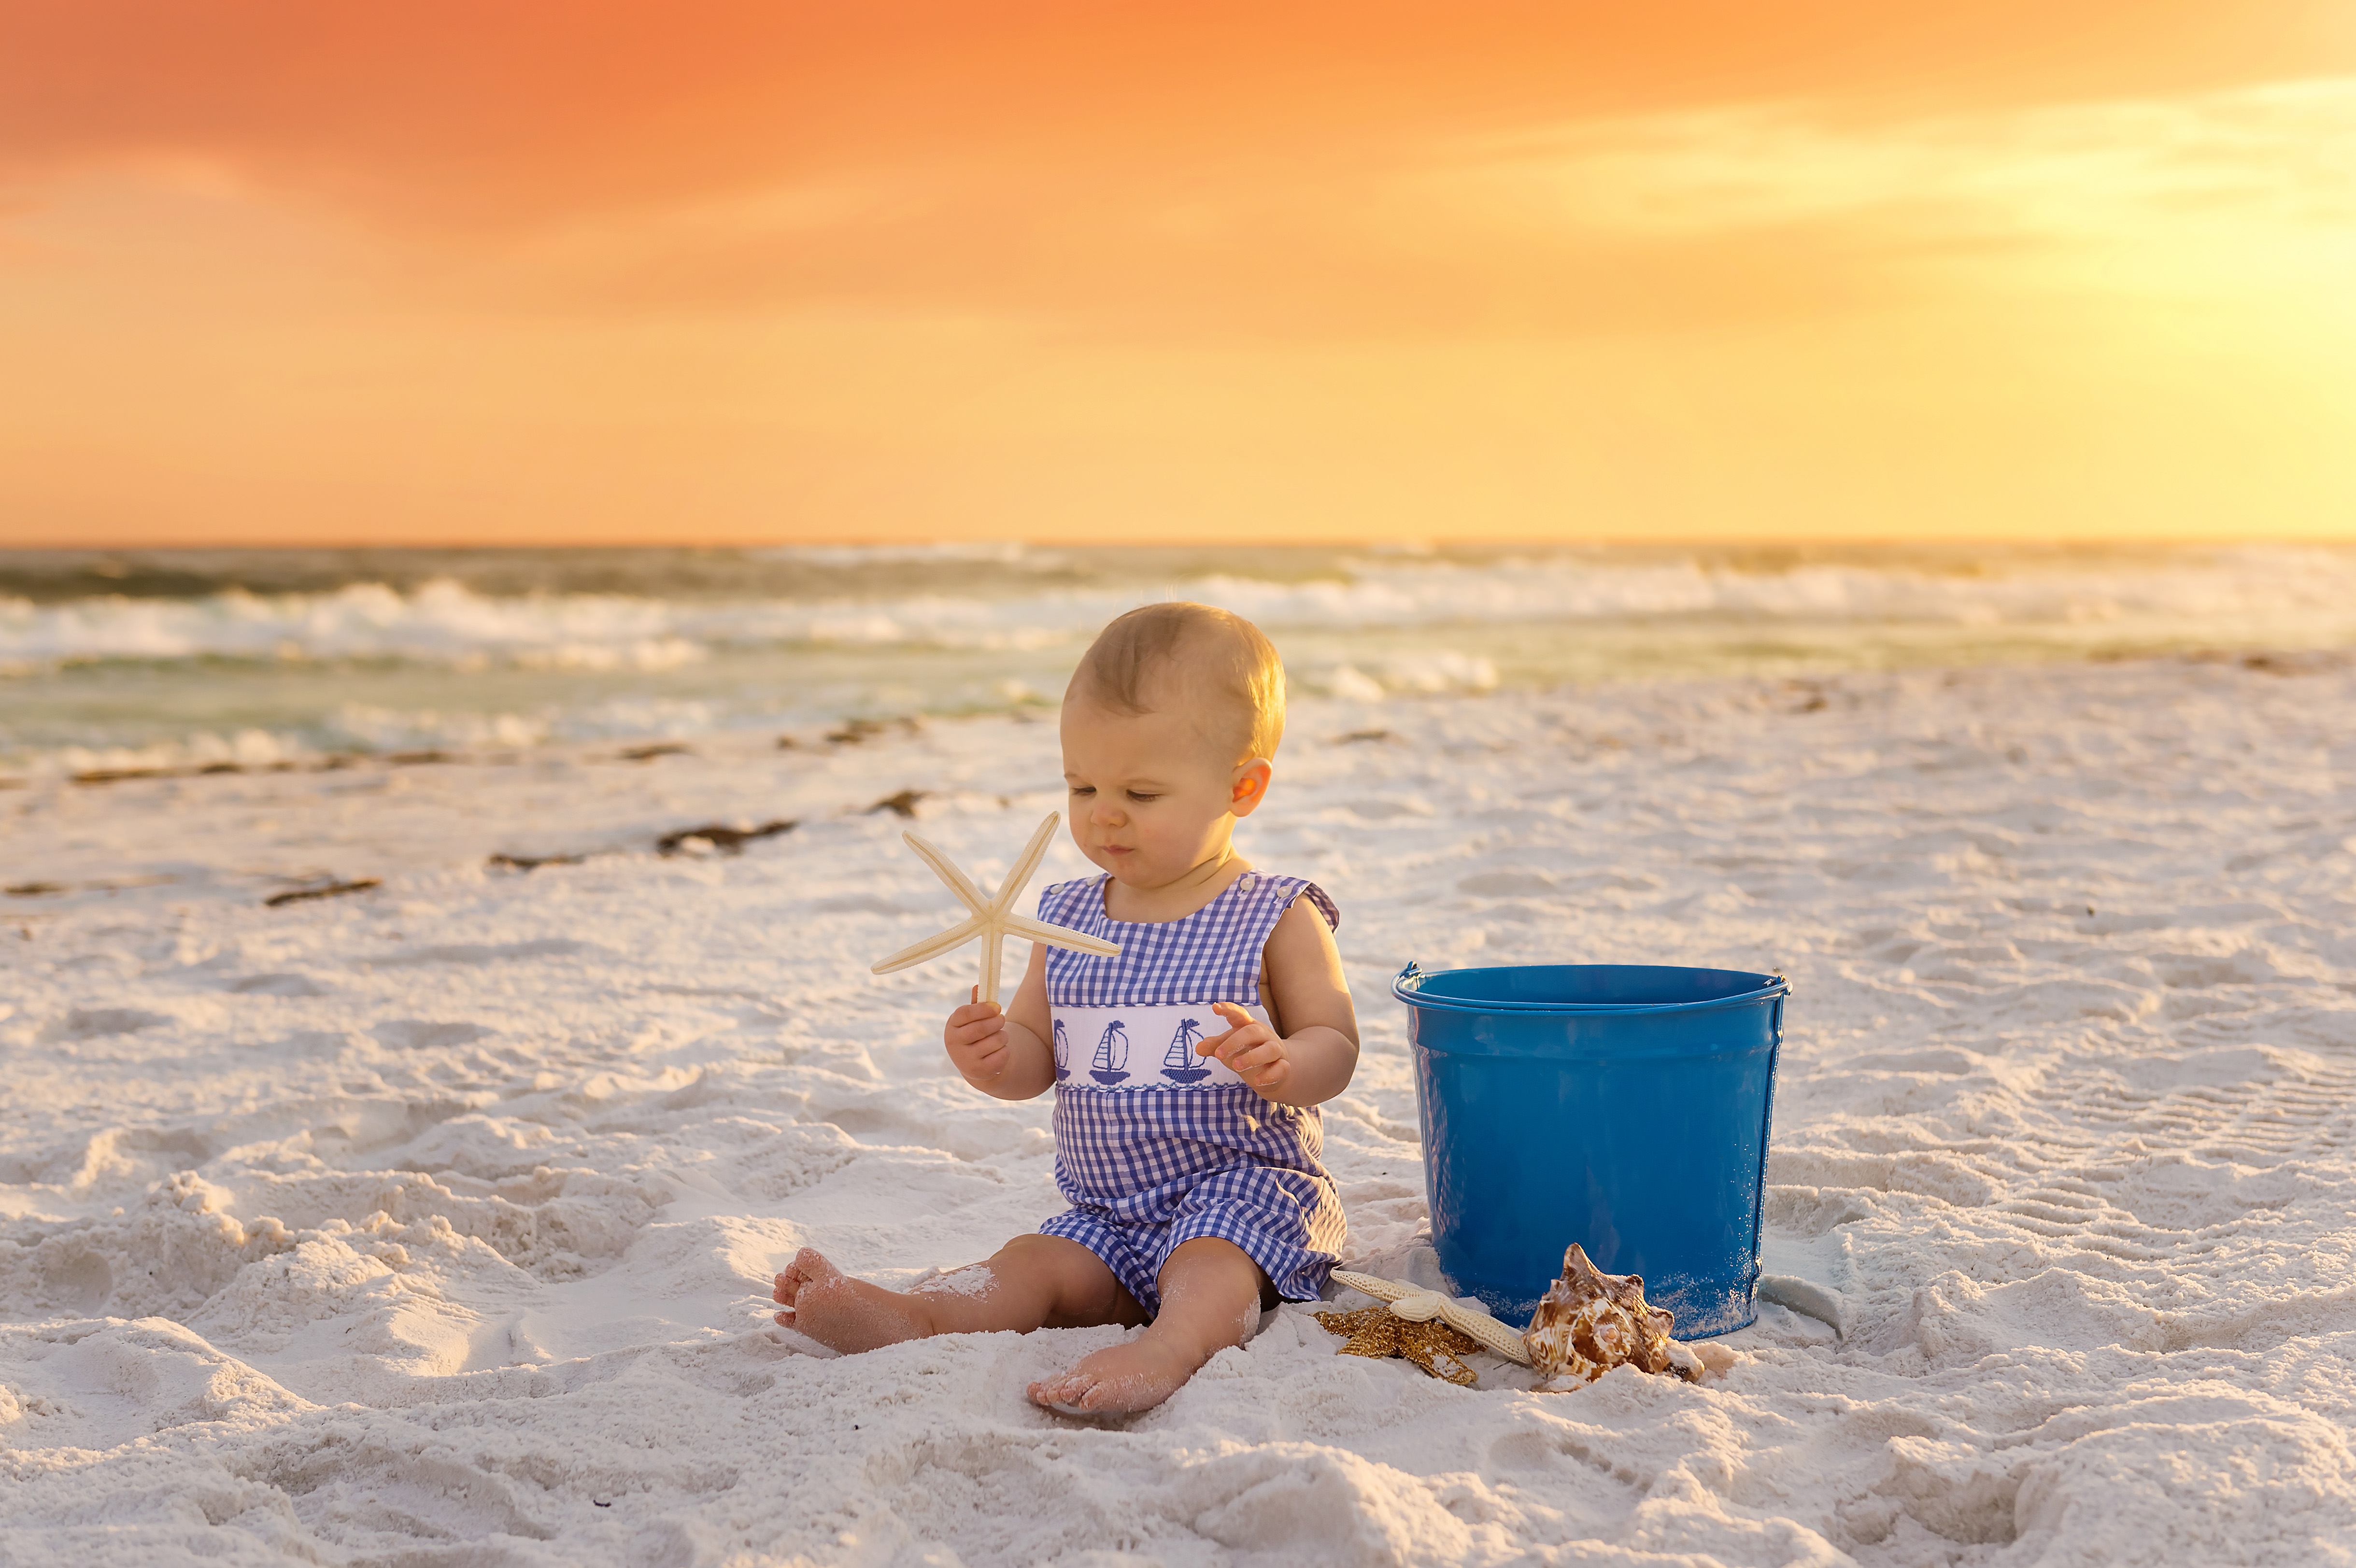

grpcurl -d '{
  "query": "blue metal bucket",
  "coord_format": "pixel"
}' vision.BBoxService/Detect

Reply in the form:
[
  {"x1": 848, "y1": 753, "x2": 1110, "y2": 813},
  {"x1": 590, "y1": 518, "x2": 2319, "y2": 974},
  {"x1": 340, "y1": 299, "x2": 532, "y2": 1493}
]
[{"x1": 1391, "y1": 961, "x2": 1788, "y2": 1336}]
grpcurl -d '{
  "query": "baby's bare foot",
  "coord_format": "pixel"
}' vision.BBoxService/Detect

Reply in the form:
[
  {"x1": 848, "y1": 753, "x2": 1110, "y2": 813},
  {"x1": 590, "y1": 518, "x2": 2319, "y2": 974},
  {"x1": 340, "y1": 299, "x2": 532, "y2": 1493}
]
[
  {"x1": 1028, "y1": 1333, "x2": 1202, "y2": 1416},
  {"x1": 772, "y1": 1247, "x2": 936, "y2": 1354}
]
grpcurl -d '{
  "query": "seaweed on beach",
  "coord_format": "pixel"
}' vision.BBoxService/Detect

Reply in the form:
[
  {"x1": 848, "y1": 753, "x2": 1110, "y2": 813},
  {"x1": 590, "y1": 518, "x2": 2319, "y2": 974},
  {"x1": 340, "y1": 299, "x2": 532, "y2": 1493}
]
[
  {"x1": 73, "y1": 764, "x2": 245, "y2": 785},
  {"x1": 487, "y1": 853, "x2": 586, "y2": 872},
  {"x1": 655, "y1": 820, "x2": 796, "y2": 857},
  {"x1": 826, "y1": 717, "x2": 922, "y2": 746},
  {"x1": 71, "y1": 755, "x2": 411, "y2": 785},
  {"x1": 263, "y1": 878, "x2": 382, "y2": 907}
]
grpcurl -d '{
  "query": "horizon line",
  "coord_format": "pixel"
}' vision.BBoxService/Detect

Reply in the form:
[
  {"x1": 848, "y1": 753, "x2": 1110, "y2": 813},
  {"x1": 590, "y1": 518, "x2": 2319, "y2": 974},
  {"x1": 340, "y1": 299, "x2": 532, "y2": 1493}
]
[{"x1": 11, "y1": 535, "x2": 2356, "y2": 553}]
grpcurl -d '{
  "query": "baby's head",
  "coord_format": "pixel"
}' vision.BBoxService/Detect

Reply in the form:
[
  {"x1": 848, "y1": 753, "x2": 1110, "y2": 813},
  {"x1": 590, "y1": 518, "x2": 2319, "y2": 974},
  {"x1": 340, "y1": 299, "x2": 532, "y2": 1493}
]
[{"x1": 1060, "y1": 604, "x2": 1285, "y2": 886}]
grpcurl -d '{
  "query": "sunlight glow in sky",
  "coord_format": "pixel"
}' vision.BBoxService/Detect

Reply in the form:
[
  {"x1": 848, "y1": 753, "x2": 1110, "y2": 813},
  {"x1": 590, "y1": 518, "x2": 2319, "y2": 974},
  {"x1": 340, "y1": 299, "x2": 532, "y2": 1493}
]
[{"x1": 3, "y1": 1, "x2": 2353, "y2": 546}]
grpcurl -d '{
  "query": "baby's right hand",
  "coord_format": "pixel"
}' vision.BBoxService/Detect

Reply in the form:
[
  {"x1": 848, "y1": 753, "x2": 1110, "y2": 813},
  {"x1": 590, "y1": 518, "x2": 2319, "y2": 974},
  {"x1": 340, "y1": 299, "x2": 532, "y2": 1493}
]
[{"x1": 944, "y1": 987, "x2": 1011, "y2": 1085}]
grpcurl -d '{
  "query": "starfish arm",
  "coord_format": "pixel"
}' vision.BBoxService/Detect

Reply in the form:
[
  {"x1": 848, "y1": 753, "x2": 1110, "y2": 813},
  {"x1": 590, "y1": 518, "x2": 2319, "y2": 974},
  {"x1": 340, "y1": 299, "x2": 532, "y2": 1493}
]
[
  {"x1": 990, "y1": 812, "x2": 1063, "y2": 915},
  {"x1": 870, "y1": 915, "x2": 985, "y2": 975},
  {"x1": 1002, "y1": 912, "x2": 1121, "y2": 957},
  {"x1": 979, "y1": 922, "x2": 1007, "y2": 1006},
  {"x1": 902, "y1": 831, "x2": 991, "y2": 916}
]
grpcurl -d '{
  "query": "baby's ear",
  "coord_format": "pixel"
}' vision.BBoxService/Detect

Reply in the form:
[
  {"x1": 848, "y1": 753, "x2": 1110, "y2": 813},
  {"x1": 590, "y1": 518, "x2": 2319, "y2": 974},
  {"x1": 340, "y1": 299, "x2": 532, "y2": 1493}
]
[{"x1": 1230, "y1": 757, "x2": 1275, "y2": 816}]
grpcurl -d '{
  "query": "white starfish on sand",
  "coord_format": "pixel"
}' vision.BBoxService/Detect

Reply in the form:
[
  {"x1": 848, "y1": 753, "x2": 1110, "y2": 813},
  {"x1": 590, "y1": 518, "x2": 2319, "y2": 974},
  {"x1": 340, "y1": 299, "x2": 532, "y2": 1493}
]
[{"x1": 871, "y1": 812, "x2": 1120, "y2": 1003}]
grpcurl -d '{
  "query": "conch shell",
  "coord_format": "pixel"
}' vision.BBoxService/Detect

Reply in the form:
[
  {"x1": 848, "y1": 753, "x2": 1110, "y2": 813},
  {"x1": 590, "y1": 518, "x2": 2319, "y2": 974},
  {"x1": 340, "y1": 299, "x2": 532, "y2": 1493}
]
[{"x1": 1522, "y1": 1243, "x2": 1700, "y2": 1385}]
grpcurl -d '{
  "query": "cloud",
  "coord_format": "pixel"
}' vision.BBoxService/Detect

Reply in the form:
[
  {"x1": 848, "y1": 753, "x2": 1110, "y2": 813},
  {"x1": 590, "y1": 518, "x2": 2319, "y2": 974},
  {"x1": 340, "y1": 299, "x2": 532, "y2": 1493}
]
[
  {"x1": 1446, "y1": 78, "x2": 2356, "y2": 241},
  {"x1": 345, "y1": 75, "x2": 2354, "y2": 343},
  {"x1": 7, "y1": 0, "x2": 2352, "y2": 224},
  {"x1": 3, "y1": 3, "x2": 2351, "y2": 545},
  {"x1": 7, "y1": 12, "x2": 2353, "y2": 346}
]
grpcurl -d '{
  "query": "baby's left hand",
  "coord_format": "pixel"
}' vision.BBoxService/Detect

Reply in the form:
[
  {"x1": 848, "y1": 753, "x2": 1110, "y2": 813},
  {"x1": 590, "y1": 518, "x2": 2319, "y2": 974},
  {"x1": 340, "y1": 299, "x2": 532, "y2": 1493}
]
[{"x1": 1201, "y1": 1002, "x2": 1291, "y2": 1096}]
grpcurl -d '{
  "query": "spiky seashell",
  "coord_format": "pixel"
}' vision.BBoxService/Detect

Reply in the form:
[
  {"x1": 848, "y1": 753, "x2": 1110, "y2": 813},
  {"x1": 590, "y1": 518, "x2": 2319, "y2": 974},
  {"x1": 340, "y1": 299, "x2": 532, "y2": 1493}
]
[{"x1": 1522, "y1": 1242, "x2": 1689, "y2": 1385}]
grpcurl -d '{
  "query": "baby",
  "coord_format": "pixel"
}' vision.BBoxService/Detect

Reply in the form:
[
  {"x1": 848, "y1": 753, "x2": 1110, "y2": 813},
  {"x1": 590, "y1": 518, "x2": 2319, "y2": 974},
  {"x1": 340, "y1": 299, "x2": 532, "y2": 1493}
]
[{"x1": 773, "y1": 602, "x2": 1357, "y2": 1415}]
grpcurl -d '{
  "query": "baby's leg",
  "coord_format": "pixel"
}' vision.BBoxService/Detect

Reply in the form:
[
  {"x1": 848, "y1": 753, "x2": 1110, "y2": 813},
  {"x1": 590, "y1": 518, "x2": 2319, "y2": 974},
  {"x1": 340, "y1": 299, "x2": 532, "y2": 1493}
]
[
  {"x1": 1028, "y1": 1237, "x2": 1267, "y2": 1416},
  {"x1": 775, "y1": 1235, "x2": 1142, "y2": 1354}
]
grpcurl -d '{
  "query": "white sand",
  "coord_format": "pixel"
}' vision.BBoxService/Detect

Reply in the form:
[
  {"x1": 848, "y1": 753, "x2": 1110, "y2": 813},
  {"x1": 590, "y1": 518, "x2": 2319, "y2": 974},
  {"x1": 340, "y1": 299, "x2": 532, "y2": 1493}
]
[{"x1": 4, "y1": 656, "x2": 2354, "y2": 1565}]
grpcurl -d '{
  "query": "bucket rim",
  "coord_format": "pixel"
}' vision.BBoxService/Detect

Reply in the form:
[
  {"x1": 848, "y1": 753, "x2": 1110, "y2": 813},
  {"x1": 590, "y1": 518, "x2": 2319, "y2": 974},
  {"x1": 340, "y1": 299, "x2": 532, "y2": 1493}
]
[{"x1": 1392, "y1": 960, "x2": 1790, "y2": 1017}]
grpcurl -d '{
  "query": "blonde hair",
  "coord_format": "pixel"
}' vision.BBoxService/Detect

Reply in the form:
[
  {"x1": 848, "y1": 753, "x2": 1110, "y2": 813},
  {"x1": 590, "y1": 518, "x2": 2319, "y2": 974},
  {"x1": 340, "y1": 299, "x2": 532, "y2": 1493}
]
[{"x1": 1068, "y1": 602, "x2": 1286, "y2": 761}]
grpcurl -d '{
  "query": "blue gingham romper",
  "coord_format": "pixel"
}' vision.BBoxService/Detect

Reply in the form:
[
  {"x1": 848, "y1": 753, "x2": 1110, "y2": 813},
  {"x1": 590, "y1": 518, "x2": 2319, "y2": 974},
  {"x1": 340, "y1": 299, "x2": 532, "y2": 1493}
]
[{"x1": 1036, "y1": 870, "x2": 1348, "y2": 1315}]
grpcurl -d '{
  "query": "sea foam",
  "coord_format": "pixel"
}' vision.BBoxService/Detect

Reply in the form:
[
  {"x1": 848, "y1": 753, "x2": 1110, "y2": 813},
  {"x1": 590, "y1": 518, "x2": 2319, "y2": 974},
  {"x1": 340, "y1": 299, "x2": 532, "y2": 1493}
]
[
  {"x1": 4, "y1": 546, "x2": 2354, "y2": 669},
  {"x1": 3, "y1": 546, "x2": 2352, "y2": 775}
]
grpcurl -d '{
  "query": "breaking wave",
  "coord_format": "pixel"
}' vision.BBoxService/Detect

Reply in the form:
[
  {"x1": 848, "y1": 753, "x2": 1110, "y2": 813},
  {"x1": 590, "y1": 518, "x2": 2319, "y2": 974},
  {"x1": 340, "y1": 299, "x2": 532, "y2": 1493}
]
[
  {"x1": 4, "y1": 544, "x2": 2354, "y2": 775},
  {"x1": 5, "y1": 545, "x2": 2354, "y2": 672}
]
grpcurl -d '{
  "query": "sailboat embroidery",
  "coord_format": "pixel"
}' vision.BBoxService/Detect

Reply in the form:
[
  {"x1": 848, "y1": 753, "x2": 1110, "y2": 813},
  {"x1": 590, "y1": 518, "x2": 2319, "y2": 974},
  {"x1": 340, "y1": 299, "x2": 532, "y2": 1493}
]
[
  {"x1": 1052, "y1": 1018, "x2": 1070, "y2": 1081},
  {"x1": 1160, "y1": 1017, "x2": 1212, "y2": 1083},
  {"x1": 1089, "y1": 1020, "x2": 1132, "y2": 1085}
]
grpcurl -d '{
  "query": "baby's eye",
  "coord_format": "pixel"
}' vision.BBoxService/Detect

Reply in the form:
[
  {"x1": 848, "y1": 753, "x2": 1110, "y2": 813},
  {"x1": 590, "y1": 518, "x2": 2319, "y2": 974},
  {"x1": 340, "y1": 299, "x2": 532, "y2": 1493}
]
[
  {"x1": 1125, "y1": 791, "x2": 1160, "y2": 804},
  {"x1": 1068, "y1": 785, "x2": 1095, "y2": 797}
]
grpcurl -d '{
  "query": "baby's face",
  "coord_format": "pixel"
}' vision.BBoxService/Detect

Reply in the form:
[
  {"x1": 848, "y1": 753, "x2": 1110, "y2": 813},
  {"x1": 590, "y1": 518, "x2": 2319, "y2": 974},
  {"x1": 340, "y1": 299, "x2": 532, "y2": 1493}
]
[{"x1": 1060, "y1": 694, "x2": 1261, "y2": 890}]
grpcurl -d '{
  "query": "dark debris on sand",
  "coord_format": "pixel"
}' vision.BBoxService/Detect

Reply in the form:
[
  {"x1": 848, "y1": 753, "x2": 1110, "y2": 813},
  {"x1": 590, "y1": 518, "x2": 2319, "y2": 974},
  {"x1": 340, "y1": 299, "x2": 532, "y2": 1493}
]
[
  {"x1": 487, "y1": 853, "x2": 587, "y2": 872},
  {"x1": 825, "y1": 717, "x2": 923, "y2": 747},
  {"x1": 71, "y1": 753, "x2": 419, "y2": 786},
  {"x1": 7, "y1": 876, "x2": 177, "y2": 899},
  {"x1": 1781, "y1": 680, "x2": 1832, "y2": 714},
  {"x1": 655, "y1": 820, "x2": 797, "y2": 857},
  {"x1": 781, "y1": 717, "x2": 920, "y2": 749},
  {"x1": 864, "y1": 790, "x2": 928, "y2": 819},
  {"x1": 73, "y1": 761, "x2": 303, "y2": 785},
  {"x1": 264, "y1": 878, "x2": 383, "y2": 908},
  {"x1": 2217, "y1": 650, "x2": 2350, "y2": 676}
]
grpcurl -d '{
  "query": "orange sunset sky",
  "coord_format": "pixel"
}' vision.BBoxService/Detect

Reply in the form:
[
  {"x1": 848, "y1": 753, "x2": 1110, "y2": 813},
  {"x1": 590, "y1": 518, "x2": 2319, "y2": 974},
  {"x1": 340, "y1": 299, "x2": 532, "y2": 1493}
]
[{"x1": 3, "y1": 1, "x2": 2353, "y2": 547}]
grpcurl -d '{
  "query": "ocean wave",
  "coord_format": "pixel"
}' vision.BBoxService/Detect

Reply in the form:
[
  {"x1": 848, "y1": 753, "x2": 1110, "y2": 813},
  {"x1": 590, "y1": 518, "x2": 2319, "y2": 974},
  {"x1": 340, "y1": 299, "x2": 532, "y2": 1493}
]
[{"x1": 3, "y1": 547, "x2": 2354, "y2": 670}]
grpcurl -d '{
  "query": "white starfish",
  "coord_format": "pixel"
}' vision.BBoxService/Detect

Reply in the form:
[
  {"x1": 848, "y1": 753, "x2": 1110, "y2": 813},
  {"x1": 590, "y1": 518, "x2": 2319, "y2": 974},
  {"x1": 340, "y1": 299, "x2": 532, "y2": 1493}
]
[{"x1": 871, "y1": 812, "x2": 1121, "y2": 1004}]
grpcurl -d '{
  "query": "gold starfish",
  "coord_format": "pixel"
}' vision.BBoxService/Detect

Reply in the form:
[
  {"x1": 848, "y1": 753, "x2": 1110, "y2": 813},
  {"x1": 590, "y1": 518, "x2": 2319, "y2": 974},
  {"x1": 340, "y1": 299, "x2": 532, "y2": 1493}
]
[
  {"x1": 1313, "y1": 1304, "x2": 1482, "y2": 1387},
  {"x1": 870, "y1": 812, "x2": 1121, "y2": 1004}
]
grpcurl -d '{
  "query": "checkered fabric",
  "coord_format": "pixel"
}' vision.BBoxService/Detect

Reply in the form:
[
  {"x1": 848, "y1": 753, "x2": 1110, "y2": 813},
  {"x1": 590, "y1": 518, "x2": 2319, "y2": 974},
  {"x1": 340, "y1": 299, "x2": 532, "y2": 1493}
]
[
  {"x1": 1041, "y1": 871, "x2": 1340, "y2": 1007},
  {"x1": 1036, "y1": 871, "x2": 1348, "y2": 1315}
]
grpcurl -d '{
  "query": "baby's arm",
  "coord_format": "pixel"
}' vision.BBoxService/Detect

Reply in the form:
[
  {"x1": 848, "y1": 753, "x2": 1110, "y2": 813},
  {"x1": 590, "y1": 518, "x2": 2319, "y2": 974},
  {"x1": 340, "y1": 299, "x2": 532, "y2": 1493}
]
[
  {"x1": 941, "y1": 942, "x2": 1057, "y2": 1100},
  {"x1": 1200, "y1": 896, "x2": 1358, "y2": 1107}
]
